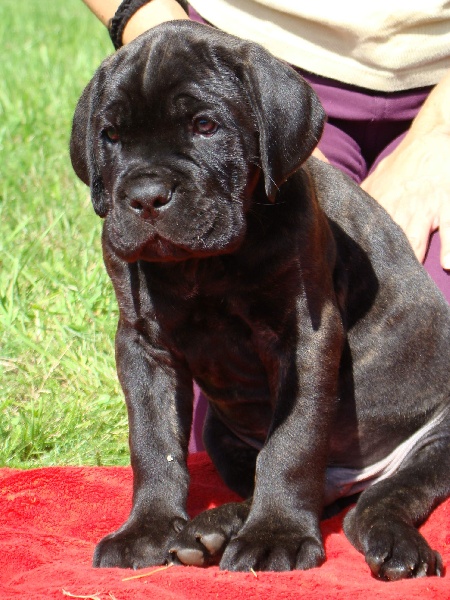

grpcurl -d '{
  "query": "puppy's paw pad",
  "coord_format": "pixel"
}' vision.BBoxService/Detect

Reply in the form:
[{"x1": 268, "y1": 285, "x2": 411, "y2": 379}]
[
  {"x1": 169, "y1": 503, "x2": 248, "y2": 567},
  {"x1": 200, "y1": 532, "x2": 228, "y2": 554},
  {"x1": 170, "y1": 546, "x2": 207, "y2": 567},
  {"x1": 170, "y1": 533, "x2": 228, "y2": 566}
]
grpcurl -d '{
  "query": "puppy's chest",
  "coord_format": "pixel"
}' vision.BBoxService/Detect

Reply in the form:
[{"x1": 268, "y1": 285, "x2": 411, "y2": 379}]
[
  {"x1": 141, "y1": 262, "x2": 285, "y2": 401},
  {"x1": 174, "y1": 295, "x2": 270, "y2": 390},
  {"x1": 173, "y1": 295, "x2": 274, "y2": 439}
]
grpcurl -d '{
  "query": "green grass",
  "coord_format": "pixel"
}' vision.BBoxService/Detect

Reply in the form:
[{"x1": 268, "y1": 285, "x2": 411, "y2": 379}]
[{"x1": 0, "y1": 0, "x2": 130, "y2": 467}]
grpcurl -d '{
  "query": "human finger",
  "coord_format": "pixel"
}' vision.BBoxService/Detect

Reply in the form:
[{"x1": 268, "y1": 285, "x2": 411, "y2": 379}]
[
  {"x1": 439, "y1": 198, "x2": 450, "y2": 270},
  {"x1": 400, "y1": 203, "x2": 434, "y2": 264}
]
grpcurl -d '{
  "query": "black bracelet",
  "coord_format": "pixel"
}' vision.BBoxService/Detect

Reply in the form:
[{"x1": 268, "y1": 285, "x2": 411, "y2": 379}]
[{"x1": 108, "y1": 0, "x2": 189, "y2": 49}]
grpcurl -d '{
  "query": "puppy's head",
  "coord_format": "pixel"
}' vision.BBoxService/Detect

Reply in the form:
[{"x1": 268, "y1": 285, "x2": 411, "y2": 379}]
[{"x1": 70, "y1": 21, "x2": 324, "y2": 262}]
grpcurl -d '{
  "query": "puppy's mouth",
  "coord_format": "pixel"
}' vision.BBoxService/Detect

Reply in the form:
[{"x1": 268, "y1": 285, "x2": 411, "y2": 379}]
[
  {"x1": 107, "y1": 218, "x2": 245, "y2": 263},
  {"x1": 130, "y1": 237, "x2": 194, "y2": 263},
  {"x1": 107, "y1": 224, "x2": 193, "y2": 263}
]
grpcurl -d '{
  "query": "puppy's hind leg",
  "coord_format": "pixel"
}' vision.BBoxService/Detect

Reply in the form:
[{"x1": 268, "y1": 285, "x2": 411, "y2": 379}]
[
  {"x1": 169, "y1": 499, "x2": 252, "y2": 566},
  {"x1": 169, "y1": 406, "x2": 259, "y2": 567},
  {"x1": 203, "y1": 405, "x2": 259, "y2": 499},
  {"x1": 344, "y1": 424, "x2": 450, "y2": 581}
]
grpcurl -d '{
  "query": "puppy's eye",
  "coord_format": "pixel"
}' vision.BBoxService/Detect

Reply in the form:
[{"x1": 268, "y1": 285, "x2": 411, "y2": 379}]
[
  {"x1": 103, "y1": 126, "x2": 120, "y2": 143},
  {"x1": 192, "y1": 117, "x2": 218, "y2": 136}
]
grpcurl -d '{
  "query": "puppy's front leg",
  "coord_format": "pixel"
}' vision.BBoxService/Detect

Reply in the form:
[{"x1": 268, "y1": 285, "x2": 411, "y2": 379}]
[
  {"x1": 221, "y1": 298, "x2": 344, "y2": 572},
  {"x1": 93, "y1": 322, "x2": 193, "y2": 569}
]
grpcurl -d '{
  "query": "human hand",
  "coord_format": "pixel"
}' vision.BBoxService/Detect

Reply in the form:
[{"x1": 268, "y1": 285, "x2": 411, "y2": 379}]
[{"x1": 361, "y1": 132, "x2": 450, "y2": 270}]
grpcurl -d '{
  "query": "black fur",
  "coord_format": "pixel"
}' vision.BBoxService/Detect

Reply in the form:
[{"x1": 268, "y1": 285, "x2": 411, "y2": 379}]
[{"x1": 70, "y1": 21, "x2": 450, "y2": 580}]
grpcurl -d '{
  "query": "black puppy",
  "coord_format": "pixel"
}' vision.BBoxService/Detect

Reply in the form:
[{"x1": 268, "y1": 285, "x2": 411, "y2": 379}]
[{"x1": 70, "y1": 21, "x2": 450, "y2": 580}]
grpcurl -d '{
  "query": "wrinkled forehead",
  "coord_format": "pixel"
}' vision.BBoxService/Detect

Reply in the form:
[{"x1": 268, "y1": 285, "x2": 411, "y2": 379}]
[{"x1": 99, "y1": 24, "x2": 246, "y2": 116}]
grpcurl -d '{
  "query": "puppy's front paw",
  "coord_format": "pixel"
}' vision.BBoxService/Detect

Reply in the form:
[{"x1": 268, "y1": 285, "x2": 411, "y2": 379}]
[
  {"x1": 169, "y1": 502, "x2": 250, "y2": 567},
  {"x1": 93, "y1": 517, "x2": 187, "y2": 569},
  {"x1": 351, "y1": 514, "x2": 444, "y2": 581},
  {"x1": 220, "y1": 525, "x2": 325, "y2": 572}
]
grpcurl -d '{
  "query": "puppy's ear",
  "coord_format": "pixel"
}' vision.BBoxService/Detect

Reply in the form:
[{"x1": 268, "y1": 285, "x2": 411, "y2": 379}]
[
  {"x1": 70, "y1": 67, "x2": 109, "y2": 218},
  {"x1": 240, "y1": 46, "x2": 325, "y2": 201}
]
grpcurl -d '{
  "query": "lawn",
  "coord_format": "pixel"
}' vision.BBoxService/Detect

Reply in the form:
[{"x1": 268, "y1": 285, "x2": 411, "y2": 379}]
[{"x1": 0, "y1": 0, "x2": 131, "y2": 467}]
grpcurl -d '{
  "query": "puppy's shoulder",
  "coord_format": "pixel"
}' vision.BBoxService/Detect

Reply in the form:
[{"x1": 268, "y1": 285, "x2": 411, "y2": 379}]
[{"x1": 302, "y1": 156, "x2": 410, "y2": 260}]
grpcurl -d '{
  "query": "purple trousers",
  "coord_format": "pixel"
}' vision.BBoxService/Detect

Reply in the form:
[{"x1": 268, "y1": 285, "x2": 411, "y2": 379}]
[
  {"x1": 301, "y1": 71, "x2": 449, "y2": 303},
  {"x1": 187, "y1": 8, "x2": 449, "y2": 453}
]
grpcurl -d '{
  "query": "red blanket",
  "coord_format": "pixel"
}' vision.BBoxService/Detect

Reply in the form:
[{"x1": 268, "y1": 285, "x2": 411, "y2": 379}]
[{"x1": 1, "y1": 452, "x2": 448, "y2": 600}]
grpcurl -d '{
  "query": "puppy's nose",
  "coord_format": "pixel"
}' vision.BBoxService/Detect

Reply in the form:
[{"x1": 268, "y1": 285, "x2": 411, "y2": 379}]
[{"x1": 128, "y1": 180, "x2": 173, "y2": 218}]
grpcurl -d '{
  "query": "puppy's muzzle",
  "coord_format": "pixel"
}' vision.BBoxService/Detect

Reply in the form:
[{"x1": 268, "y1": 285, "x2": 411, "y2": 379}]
[{"x1": 127, "y1": 176, "x2": 174, "y2": 220}]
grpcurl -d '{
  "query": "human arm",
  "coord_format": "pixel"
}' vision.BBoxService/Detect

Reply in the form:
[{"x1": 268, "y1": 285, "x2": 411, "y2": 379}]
[
  {"x1": 361, "y1": 71, "x2": 450, "y2": 270},
  {"x1": 81, "y1": 0, "x2": 189, "y2": 45}
]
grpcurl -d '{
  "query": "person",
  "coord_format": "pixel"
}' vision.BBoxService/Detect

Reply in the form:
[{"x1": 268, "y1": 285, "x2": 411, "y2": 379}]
[{"x1": 80, "y1": 0, "x2": 450, "y2": 450}]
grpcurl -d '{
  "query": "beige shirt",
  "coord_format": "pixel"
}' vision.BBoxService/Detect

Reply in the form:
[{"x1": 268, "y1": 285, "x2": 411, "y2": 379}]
[{"x1": 189, "y1": 0, "x2": 450, "y2": 91}]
